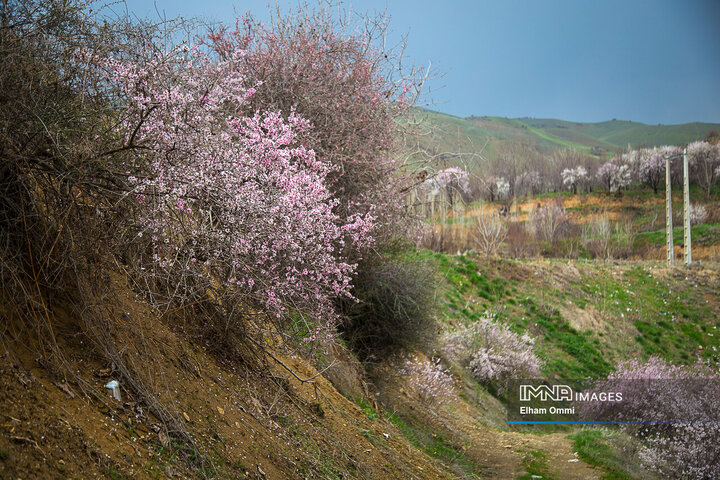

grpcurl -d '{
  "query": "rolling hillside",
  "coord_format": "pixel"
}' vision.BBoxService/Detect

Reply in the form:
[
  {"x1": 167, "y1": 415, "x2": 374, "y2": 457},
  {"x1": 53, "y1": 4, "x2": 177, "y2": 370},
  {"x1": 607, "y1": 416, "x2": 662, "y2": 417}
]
[{"x1": 408, "y1": 108, "x2": 720, "y2": 168}]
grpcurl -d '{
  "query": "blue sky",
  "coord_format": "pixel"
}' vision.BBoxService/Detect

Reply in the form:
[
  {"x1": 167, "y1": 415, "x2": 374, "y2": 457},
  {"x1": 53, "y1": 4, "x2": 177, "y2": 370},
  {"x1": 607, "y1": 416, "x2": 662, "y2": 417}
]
[{"x1": 120, "y1": 0, "x2": 720, "y2": 124}]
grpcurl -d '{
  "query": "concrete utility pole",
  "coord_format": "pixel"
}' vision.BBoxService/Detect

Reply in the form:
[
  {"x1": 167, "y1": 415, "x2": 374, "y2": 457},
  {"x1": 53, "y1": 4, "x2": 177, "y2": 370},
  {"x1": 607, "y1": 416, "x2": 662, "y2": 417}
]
[
  {"x1": 664, "y1": 149, "x2": 692, "y2": 267},
  {"x1": 666, "y1": 154, "x2": 674, "y2": 266},
  {"x1": 683, "y1": 148, "x2": 692, "y2": 266}
]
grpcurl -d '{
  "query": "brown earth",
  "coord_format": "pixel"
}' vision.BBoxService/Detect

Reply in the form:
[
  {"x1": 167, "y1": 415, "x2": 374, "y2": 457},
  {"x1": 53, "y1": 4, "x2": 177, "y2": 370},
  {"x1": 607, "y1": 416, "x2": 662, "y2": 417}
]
[
  {"x1": 0, "y1": 274, "x2": 455, "y2": 480},
  {"x1": 0, "y1": 265, "x2": 608, "y2": 480}
]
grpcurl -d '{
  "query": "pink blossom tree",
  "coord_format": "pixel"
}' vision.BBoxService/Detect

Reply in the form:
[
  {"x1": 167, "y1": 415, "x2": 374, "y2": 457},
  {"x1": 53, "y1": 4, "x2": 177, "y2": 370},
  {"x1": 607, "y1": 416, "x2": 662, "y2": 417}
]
[
  {"x1": 423, "y1": 167, "x2": 472, "y2": 206},
  {"x1": 207, "y1": 6, "x2": 426, "y2": 250},
  {"x1": 637, "y1": 146, "x2": 680, "y2": 194},
  {"x1": 442, "y1": 312, "x2": 541, "y2": 385},
  {"x1": 97, "y1": 41, "x2": 374, "y2": 341},
  {"x1": 596, "y1": 162, "x2": 631, "y2": 193},
  {"x1": 579, "y1": 357, "x2": 720, "y2": 479}
]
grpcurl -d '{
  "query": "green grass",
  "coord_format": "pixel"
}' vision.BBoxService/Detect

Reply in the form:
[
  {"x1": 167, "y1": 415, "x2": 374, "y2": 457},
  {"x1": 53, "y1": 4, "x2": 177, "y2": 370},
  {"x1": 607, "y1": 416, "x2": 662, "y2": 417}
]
[
  {"x1": 430, "y1": 252, "x2": 507, "y2": 311},
  {"x1": 520, "y1": 117, "x2": 720, "y2": 149},
  {"x1": 517, "y1": 449, "x2": 557, "y2": 480},
  {"x1": 635, "y1": 222, "x2": 720, "y2": 248},
  {"x1": 600, "y1": 266, "x2": 718, "y2": 364},
  {"x1": 569, "y1": 429, "x2": 636, "y2": 480},
  {"x1": 354, "y1": 397, "x2": 378, "y2": 421},
  {"x1": 427, "y1": 248, "x2": 720, "y2": 379},
  {"x1": 515, "y1": 298, "x2": 613, "y2": 379},
  {"x1": 411, "y1": 108, "x2": 720, "y2": 170},
  {"x1": 428, "y1": 251, "x2": 613, "y2": 379},
  {"x1": 387, "y1": 412, "x2": 481, "y2": 478}
]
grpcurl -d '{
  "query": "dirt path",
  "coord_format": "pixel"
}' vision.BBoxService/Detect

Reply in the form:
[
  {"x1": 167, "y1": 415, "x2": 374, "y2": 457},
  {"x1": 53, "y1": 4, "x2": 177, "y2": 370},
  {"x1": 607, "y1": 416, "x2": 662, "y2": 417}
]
[
  {"x1": 460, "y1": 424, "x2": 600, "y2": 480},
  {"x1": 433, "y1": 391, "x2": 601, "y2": 480}
]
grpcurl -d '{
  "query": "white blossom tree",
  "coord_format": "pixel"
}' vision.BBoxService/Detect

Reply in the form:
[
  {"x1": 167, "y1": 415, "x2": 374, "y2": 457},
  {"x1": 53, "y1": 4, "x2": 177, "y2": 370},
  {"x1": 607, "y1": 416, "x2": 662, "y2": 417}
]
[
  {"x1": 688, "y1": 141, "x2": 720, "y2": 198},
  {"x1": 561, "y1": 166, "x2": 588, "y2": 194}
]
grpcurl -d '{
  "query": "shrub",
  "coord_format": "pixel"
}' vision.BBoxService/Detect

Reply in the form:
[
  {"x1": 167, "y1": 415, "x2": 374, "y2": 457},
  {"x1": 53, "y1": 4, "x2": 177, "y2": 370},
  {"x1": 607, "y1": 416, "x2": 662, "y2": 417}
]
[
  {"x1": 0, "y1": 0, "x2": 216, "y2": 465},
  {"x1": 473, "y1": 213, "x2": 508, "y2": 256},
  {"x1": 0, "y1": 0, "x2": 149, "y2": 283},
  {"x1": 339, "y1": 254, "x2": 437, "y2": 360},
  {"x1": 399, "y1": 355, "x2": 456, "y2": 406},
  {"x1": 442, "y1": 313, "x2": 541, "y2": 384},
  {"x1": 505, "y1": 221, "x2": 538, "y2": 258},
  {"x1": 582, "y1": 217, "x2": 612, "y2": 259},
  {"x1": 688, "y1": 204, "x2": 708, "y2": 226},
  {"x1": 531, "y1": 202, "x2": 570, "y2": 244}
]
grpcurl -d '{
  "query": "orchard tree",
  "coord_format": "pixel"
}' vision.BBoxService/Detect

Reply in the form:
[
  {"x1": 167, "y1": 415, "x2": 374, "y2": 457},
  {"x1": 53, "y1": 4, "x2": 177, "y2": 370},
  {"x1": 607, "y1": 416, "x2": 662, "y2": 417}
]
[
  {"x1": 638, "y1": 146, "x2": 680, "y2": 194},
  {"x1": 596, "y1": 162, "x2": 631, "y2": 193},
  {"x1": 596, "y1": 162, "x2": 617, "y2": 192},
  {"x1": 514, "y1": 170, "x2": 542, "y2": 197},
  {"x1": 561, "y1": 166, "x2": 588, "y2": 194},
  {"x1": 547, "y1": 148, "x2": 586, "y2": 192},
  {"x1": 496, "y1": 177, "x2": 510, "y2": 200},
  {"x1": 480, "y1": 175, "x2": 500, "y2": 202},
  {"x1": 431, "y1": 167, "x2": 471, "y2": 205},
  {"x1": 688, "y1": 141, "x2": 720, "y2": 198},
  {"x1": 580, "y1": 357, "x2": 720, "y2": 479}
]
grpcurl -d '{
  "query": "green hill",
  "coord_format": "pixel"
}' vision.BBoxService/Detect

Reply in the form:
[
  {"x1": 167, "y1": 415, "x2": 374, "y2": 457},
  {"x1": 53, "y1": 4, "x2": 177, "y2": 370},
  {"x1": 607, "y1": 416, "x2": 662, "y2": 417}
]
[
  {"x1": 407, "y1": 108, "x2": 720, "y2": 168},
  {"x1": 519, "y1": 117, "x2": 720, "y2": 150}
]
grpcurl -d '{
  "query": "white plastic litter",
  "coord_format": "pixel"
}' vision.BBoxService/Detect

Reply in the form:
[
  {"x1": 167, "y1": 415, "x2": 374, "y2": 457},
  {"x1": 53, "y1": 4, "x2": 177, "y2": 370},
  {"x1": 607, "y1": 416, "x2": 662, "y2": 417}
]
[{"x1": 105, "y1": 380, "x2": 121, "y2": 402}]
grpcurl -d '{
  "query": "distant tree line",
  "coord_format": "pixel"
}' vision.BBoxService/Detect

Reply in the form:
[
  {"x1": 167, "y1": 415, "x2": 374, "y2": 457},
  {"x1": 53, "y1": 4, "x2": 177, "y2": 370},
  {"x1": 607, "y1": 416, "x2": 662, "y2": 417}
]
[{"x1": 416, "y1": 134, "x2": 720, "y2": 206}]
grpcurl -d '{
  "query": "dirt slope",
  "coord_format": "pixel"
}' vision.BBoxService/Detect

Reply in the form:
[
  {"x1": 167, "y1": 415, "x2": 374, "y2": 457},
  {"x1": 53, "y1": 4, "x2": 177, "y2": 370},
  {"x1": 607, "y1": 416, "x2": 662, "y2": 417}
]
[{"x1": 0, "y1": 263, "x2": 624, "y2": 480}]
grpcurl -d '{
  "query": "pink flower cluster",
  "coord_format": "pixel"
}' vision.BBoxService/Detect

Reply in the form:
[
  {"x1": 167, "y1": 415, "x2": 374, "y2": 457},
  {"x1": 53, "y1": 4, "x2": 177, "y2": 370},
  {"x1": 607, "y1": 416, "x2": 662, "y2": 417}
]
[
  {"x1": 207, "y1": 14, "x2": 416, "y2": 244},
  {"x1": 97, "y1": 42, "x2": 375, "y2": 331}
]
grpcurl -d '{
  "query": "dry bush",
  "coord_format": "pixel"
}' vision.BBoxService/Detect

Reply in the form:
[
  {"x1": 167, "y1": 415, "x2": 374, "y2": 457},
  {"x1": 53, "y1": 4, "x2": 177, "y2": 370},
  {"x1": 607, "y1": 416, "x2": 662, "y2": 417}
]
[
  {"x1": 0, "y1": 0, "x2": 219, "y2": 471},
  {"x1": 531, "y1": 201, "x2": 571, "y2": 244},
  {"x1": 473, "y1": 213, "x2": 507, "y2": 256},
  {"x1": 505, "y1": 221, "x2": 539, "y2": 258},
  {"x1": 582, "y1": 217, "x2": 614, "y2": 259},
  {"x1": 706, "y1": 203, "x2": 720, "y2": 224},
  {"x1": 338, "y1": 254, "x2": 437, "y2": 361},
  {"x1": 399, "y1": 355, "x2": 456, "y2": 407},
  {"x1": 688, "y1": 204, "x2": 708, "y2": 226}
]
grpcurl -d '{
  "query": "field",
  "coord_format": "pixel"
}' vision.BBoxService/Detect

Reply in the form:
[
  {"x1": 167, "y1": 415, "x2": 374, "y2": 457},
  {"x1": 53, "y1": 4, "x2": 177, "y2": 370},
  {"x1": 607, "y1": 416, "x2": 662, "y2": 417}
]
[{"x1": 423, "y1": 186, "x2": 720, "y2": 263}]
